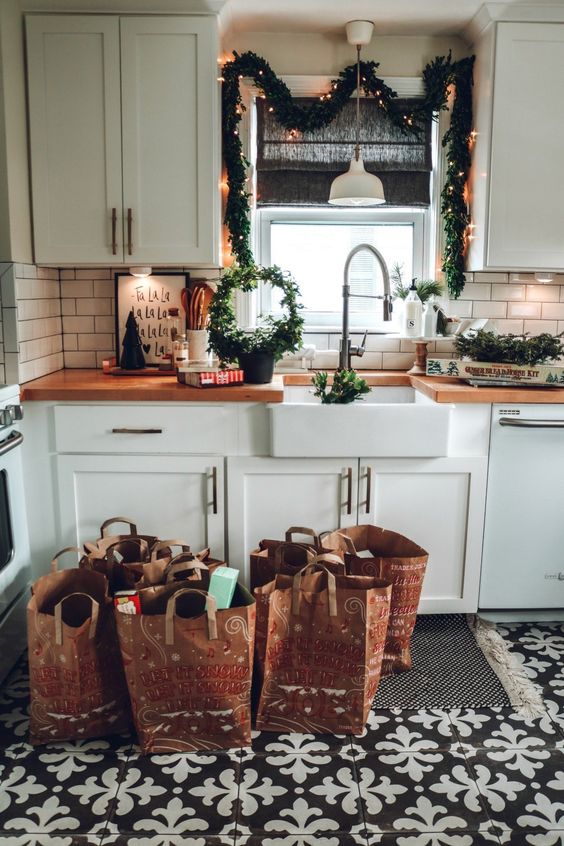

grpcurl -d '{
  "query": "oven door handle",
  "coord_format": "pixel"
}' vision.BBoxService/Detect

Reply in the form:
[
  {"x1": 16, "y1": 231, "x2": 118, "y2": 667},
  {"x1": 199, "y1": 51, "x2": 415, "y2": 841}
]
[{"x1": 0, "y1": 430, "x2": 23, "y2": 457}]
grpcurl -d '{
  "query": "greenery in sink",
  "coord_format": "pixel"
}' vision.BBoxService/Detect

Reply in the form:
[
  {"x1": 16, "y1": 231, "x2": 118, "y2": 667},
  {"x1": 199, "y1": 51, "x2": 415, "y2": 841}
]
[
  {"x1": 311, "y1": 369, "x2": 371, "y2": 404},
  {"x1": 453, "y1": 330, "x2": 564, "y2": 366}
]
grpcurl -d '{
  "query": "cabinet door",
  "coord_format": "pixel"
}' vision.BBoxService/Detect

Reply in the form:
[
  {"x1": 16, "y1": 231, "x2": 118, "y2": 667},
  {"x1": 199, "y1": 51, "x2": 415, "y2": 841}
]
[
  {"x1": 120, "y1": 17, "x2": 219, "y2": 265},
  {"x1": 26, "y1": 16, "x2": 122, "y2": 264},
  {"x1": 360, "y1": 458, "x2": 487, "y2": 613},
  {"x1": 488, "y1": 23, "x2": 564, "y2": 268},
  {"x1": 56, "y1": 454, "x2": 224, "y2": 557},
  {"x1": 227, "y1": 458, "x2": 359, "y2": 584}
]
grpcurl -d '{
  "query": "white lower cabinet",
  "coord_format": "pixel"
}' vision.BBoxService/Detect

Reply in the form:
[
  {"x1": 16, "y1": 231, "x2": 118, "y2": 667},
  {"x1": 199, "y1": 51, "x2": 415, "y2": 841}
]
[
  {"x1": 226, "y1": 458, "x2": 359, "y2": 582},
  {"x1": 360, "y1": 458, "x2": 487, "y2": 613},
  {"x1": 56, "y1": 454, "x2": 224, "y2": 556},
  {"x1": 227, "y1": 456, "x2": 487, "y2": 612}
]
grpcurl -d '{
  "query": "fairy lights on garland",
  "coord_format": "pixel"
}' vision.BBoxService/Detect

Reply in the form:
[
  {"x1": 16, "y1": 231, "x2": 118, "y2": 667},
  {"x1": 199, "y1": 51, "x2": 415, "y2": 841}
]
[{"x1": 222, "y1": 50, "x2": 475, "y2": 298}]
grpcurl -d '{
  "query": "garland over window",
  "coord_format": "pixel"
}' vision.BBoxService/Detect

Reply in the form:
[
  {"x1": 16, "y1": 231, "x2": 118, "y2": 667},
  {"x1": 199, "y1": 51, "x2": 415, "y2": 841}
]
[{"x1": 222, "y1": 50, "x2": 475, "y2": 299}]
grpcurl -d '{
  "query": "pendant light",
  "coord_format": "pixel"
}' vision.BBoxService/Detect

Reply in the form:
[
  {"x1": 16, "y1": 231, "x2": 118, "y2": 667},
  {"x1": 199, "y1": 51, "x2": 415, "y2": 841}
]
[{"x1": 329, "y1": 20, "x2": 385, "y2": 206}]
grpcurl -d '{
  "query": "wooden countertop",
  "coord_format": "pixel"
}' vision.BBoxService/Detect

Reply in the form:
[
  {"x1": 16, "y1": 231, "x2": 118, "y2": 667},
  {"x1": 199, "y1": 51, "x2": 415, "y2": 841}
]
[
  {"x1": 411, "y1": 375, "x2": 564, "y2": 403},
  {"x1": 19, "y1": 369, "x2": 564, "y2": 404},
  {"x1": 20, "y1": 370, "x2": 285, "y2": 403}
]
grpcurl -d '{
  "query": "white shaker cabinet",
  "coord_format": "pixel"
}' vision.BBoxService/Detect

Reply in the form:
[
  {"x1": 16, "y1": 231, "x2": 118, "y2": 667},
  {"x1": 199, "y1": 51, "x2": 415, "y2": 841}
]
[
  {"x1": 56, "y1": 454, "x2": 225, "y2": 557},
  {"x1": 26, "y1": 15, "x2": 219, "y2": 266},
  {"x1": 226, "y1": 458, "x2": 359, "y2": 581},
  {"x1": 469, "y1": 21, "x2": 564, "y2": 271},
  {"x1": 360, "y1": 458, "x2": 487, "y2": 613}
]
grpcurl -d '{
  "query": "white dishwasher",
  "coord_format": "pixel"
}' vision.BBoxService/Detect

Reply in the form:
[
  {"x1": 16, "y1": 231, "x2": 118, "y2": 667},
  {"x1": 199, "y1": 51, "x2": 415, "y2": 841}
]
[{"x1": 480, "y1": 403, "x2": 564, "y2": 617}]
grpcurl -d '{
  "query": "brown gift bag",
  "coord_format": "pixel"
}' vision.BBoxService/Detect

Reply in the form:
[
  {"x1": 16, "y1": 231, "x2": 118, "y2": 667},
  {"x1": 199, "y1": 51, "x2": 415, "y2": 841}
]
[
  {"x1": 83, "y1": 516, "x2": 158, "y2": 559},
  {"x1": 253, "y1": 551, "x2": 345, "y2": 684},
  {"x1": 322, "y1": 525, "x2": 428, "y2": 675},
  {"x1": 251, "y1": 526, "x2": 344, "y2": 591},
  {"x1": 115, "y1": 583, "x2": 256, "y2": 753},
  {"x1": 256, "y1": 563, "x2": 391, "y2": 736},
  {"x1": 27, "y1": 567, "x2": 131, "y2": 744},
  {"x1": 82, "y1": 537, "x2": 151, "y2": 595}
]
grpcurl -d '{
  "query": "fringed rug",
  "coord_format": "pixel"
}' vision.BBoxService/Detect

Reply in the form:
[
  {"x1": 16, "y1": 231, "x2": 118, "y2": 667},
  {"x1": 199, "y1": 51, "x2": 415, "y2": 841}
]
[{"x1": 374, "y1": 613, "x2": 544, "y2": 716}]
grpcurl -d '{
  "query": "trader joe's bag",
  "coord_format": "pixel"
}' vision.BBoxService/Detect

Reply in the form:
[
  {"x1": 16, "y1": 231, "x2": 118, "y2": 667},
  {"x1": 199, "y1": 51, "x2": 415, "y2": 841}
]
[
  {"x1": 256, "y1": 563, "x2": 391, "y2": 735},
  {"x1": 115, "y1": 583, "x2": 255, "y2": 753},
  {"x1": 27, "y1": 567, "x2": 131, "y2": 744},
  {"x1": 251, "y1": 526, "x2": 345, "y2": 590},
  {"x1": 322, "y1": 525, "x2": 428, "y2": 675}
]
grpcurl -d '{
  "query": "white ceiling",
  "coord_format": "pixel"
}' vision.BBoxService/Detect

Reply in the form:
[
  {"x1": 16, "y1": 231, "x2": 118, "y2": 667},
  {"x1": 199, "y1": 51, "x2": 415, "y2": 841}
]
[{"x1": 220, "y1": 0, "x2": 563, "y2": 36}]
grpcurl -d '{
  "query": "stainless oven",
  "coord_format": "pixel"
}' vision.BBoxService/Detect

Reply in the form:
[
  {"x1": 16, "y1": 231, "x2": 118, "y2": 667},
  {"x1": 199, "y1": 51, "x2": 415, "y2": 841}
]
[{"x1": 0, "y1": 384, "x2": 31, "y2": 682}]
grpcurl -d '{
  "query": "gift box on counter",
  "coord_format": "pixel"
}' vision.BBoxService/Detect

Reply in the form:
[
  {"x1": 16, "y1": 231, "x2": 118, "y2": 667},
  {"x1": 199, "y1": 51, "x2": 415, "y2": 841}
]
[{"x1": 177, "y1": 365, "x2": 245, "y2": 387}]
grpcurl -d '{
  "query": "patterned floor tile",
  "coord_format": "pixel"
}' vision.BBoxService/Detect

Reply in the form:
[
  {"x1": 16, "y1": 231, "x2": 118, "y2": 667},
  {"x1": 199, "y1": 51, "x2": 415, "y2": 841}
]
[
  {"x1": 101, "y1": 836, "x2": 235, "y2": 846},
  {"x1": 0, "y1": 837, "x2": 103, "y2": 846},
  {"x1": 0, "y1": 751, "x2": 126, "y2": 834},
  {"x1": 367, "y1": 835, "x2": 500, "y2": 846},
  {"x1": 467, "y1": 749, "x2": 564, "y2": 833},
  {"x1": 496, "y1": 833, "x2": 564, "y2": 846},
  {"x1": 247, "y1": 729, "x2": 353, "y2": 757},
  {"x1": 356, "y1": 751, "x2": 492, "y2": 834},
  {"x1": 237, "y1": 752, "x2": 364, "y2": 835},
  {"x1": 450, "y1": 708, "x2": 563, "y2": 751},
  {"x1": 236, "y1": 836, "x2": 369, "y2": 846},
  {"x1": 351, "y1": 710, "x2": 458, "y2": 754},
  {"x1": 109, "y1": 752, "x2": 240, "y2": 836}
]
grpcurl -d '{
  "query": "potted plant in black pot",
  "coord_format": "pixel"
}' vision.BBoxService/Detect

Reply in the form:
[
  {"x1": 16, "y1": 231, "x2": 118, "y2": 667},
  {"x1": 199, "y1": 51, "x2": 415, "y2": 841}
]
[{"x1": 207, "y1": 264, "x2": 304, "y2": 384}]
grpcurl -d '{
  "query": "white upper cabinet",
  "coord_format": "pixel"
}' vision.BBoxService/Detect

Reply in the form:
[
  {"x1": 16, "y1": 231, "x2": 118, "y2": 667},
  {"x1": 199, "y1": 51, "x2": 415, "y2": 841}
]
[
  {"x1": 468, "y1": 22, "x2": 564, "y2": 271},
  {"x1": 26, "y1": 15, "x2": 220, "y2": 266},
  {"x1": 26, "y1": 17, "x2": 122, "y2": 265}
]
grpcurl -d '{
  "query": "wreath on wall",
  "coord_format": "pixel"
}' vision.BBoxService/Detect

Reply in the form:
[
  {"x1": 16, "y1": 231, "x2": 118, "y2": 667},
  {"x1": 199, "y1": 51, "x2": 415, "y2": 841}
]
[
  {"x1": 221, "y1": 50, "x2": 475, "y2": 299},
  {"x1": 207, "y1": 264, "x2": 304, "y2": 363}
]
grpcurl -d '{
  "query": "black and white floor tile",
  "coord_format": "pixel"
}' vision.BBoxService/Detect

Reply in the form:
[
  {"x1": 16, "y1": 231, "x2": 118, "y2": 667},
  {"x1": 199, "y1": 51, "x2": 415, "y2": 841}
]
[{"x1": 0, "y1": 622, "x2": 562, "y2": 846}]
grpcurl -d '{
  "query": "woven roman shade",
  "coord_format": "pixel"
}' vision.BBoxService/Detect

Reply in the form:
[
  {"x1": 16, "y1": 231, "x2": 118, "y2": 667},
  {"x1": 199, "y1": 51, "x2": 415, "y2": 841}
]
[{"x1": 256, "y1": 97, "x2": 432, "y2": 206}]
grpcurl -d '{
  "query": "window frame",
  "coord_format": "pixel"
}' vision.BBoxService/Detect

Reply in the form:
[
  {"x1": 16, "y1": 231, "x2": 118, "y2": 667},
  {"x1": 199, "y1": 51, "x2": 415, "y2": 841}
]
[{"x1": 256, "y1": 206, "x2": 428, "y2": 330}]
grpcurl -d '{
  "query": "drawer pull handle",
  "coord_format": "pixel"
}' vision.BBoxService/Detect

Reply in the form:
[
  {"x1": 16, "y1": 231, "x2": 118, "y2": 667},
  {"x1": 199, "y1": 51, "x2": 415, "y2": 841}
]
[
  {"x1": 111, "y1": 207, "x2": 117, "y2": 255},
  {"x1": 111, "y1": 427, "x2": 163, "y2": 434},
  {"x1": 211, "y1": 466, "x2": 218, "y2": 514},
  {"x1": 127, "y1": 208, "x2": 133, "y2": 255},
  {"x1": 364, "y1": 465, "x2": 372, "y2": 515},
  {"x1": 345, "y1": 466, "x2": 353, "y2": 515}
]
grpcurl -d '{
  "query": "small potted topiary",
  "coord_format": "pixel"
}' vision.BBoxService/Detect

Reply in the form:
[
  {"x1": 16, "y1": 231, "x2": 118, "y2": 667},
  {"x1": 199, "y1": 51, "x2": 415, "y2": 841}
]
[{"x1": 207, "y1": 264, "x2": 304, "y2": 384}]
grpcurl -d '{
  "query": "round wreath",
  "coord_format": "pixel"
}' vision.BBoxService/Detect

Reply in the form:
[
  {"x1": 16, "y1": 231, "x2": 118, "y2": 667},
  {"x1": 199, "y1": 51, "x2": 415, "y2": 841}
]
[{"x1": 207, "y1": 264, "x2": 304, "y2": 364}]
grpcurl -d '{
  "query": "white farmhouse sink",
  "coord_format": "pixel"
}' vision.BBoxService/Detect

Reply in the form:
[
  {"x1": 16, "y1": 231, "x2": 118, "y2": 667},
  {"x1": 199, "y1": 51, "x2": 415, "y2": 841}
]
[{"x1": 269, "y1": 387, "x2": 452, "y2": 457}]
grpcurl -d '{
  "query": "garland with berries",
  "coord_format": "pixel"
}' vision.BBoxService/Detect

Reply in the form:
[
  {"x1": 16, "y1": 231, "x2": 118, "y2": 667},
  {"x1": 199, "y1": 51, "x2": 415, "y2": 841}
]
[{"x1": 222, "y1": 50, "x2": 474, "y2": 298}]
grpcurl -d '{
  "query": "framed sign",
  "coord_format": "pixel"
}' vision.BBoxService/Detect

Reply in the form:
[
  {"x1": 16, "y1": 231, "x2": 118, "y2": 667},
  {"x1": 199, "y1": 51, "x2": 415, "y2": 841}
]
[{"x1": 114, "y1": 272, "x2": 189, "y2": 366}]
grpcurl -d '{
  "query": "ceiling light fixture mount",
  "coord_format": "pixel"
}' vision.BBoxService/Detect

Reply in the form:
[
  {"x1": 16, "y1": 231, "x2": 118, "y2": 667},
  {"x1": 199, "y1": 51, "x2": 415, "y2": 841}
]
[{"x1": 329, "y1": 19, "x2": 386, "y2": 207}]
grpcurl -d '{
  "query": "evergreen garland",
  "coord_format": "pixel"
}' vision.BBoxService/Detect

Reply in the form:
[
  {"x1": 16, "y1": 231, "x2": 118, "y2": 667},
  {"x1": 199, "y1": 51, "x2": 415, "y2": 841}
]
[{"x1": 222, "y1": 50, "x2": 474, "y2": 298}]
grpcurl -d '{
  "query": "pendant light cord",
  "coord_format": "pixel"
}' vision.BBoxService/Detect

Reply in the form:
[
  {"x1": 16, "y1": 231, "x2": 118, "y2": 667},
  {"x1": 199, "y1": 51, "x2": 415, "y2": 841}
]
[{"x1": 355, "y1": 44, "x2": 361, "y2": 161}]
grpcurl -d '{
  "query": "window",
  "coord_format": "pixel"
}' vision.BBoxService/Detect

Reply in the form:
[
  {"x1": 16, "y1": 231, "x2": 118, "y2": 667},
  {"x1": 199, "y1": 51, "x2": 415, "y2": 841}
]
[{"x1": 257, "y1": 206, "x2": 426, "y2": 329}]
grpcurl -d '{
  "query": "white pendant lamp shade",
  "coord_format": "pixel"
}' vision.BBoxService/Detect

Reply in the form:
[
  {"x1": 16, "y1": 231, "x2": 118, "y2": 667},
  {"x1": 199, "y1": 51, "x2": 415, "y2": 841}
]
[
  {"x1": 329, "y1": 155, "x2": 385, "y2": 206},
  {"x1": 329, "y1": 19, "x2": 386, "y2": 206}
]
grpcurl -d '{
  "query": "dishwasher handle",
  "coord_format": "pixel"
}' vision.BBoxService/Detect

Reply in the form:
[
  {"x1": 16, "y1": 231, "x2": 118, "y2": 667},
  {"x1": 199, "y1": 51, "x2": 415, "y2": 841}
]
[{"x1": 499, "y1": 416, "x2": 564, "y2": 429}]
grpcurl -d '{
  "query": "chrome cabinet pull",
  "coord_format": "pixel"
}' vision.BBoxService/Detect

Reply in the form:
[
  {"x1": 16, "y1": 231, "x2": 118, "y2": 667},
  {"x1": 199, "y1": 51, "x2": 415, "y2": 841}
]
[
  {"x1": 499, "y1": 417, "x2": 564, "y2": 428},
  {"x1": 364, "y1": 466, "x2": 372, "y2": 514},
  {"x1": 127, "y1": 208, "x2": 133, "y2": 255},
  {"x1": 345, "y1": 466, "x2": 353, "y2": 515},
  {"x1": 211, "y1": 466, "x2": 218, "y2": 514},
  {"x1": 111, "y1": 207, "x2": 117, "y2": 255},
  {"x1": 111, "y1": 427, "x2": 163, "y2": 434},
  {"x1": 0, "y1": 430, "x2": 23, "y2": 457}
]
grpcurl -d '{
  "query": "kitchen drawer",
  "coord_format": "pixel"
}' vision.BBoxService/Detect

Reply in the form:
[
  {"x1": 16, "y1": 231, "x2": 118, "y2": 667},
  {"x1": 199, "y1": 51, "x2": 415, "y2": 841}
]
[{"x1": 54, "y1": 405, "x2": 234, "y2": 454}]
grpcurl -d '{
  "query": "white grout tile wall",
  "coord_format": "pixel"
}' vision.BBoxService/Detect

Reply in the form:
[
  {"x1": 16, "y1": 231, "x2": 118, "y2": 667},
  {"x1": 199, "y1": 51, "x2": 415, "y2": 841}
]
[{"x1": 1, "y1": 265, "x2": 564, "y2": 382}]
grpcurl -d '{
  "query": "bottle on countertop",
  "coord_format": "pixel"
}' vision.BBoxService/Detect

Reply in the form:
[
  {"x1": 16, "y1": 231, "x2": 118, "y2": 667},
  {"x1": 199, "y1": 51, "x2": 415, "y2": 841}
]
[
  {"x1": 402, "y1": 279, "x2": 422, "y2": 338},
  {"x1": 422, "y1": 295, "x2": 439, "y2": 337}
]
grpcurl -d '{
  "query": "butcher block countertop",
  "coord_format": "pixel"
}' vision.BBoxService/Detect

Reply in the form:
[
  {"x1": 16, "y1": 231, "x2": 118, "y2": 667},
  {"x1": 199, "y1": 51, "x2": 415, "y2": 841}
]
[{"x1": 19, "y1": 369, "x2": 564, "y2": 404}]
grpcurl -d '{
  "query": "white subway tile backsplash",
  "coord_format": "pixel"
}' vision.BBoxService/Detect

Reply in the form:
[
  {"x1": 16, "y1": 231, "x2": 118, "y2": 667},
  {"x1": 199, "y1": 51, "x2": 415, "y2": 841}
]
[
  {"x1": 526, "y1": 284, "x2": 559, "y2": 302},
  {"x1": 459, "y1": 283, "x2": 491, "y2": 301},
  {"x1": 2, "y1": 308, "x2": 18, "y2": 353},
  {"x1": 0, "y1": 265, "x2": 16, "y2": 307},
  {"x1": 301, "y1": 333, "x2": 329, "y2": 350},
  {"x1": 64, "y1": 350, "x2": 97, "y2": 368},
  {"x1": 19, "y1": 335, "x2": 63, "y2": 364},
  {"x1": 61, "y1": 280, "x2": 94, "y2": 298},
  {"x1": 94, "y1": 316, "x2": 116, "y2": 334},
  {"x1": 78, "y1": 333, "x2": 114, "y2": 351},
  {"x1": 542, "y1": 302, "x2": 564, "y2": 320},
  {"x1": 22, "y1": 264, "x2": 37, "y2": 279},
  {"x1": 489, "y1": 319, "x2": 525, "y2": 334},
  {"x1": 435, "y1": 339, "x2": 457, "y2": 353},
  {"x1": 37, "y1": 267, "x2": 59, "y2": 280},
  {"x1": 75, "y1": 268, "x2": 112, "y2": 280},
  {"x1": 474, "y1": 272, "x2": 508, "y2": 285},
  {"x1": 17, "y1": 299, "x2": 61, "y2": 320},
  {"x1": 76, "y1": 298, "x2": 112, "y2": 316},
  {"x1": 18, "y1": 316, "x2": 62, "y2": 342},
  {"x1": 472, "y1": 301, "x2": 507, "y2": 319},
  {"x1": 364, "y1": 336, "x2": 401, "y2": 352},
  {"x1": 524, "y1": 320, "x2": 558, "y2": 335},
  {"x1": 63, "y1": 316, "x2": 95, "y2": 333},
  {"x1": 507, "y1": 302, "x2": 542, "y2": 319},
  {"x1": 63, "y1": 334, "x2": 78, "y2": 351},
  {"x1": 492, "y1": 284, "x2": 525, "y2": 301},
  {"x1": 61, "y1": 299, "x2": 76, "y2": 316},
  {"x1": 93, "y1": 280, "x2": 115, "y2": 298},
  {"x1": 382, "y1": 352, "x2": 414, "y2": 370},
  {"x1": 447, "y1": 300, "x2": 473, "y2": 318},
  {"x1": 60, "y1": 269, "x2": 76, "y2": 280},
  {"x1": 357, "y1": 352, "x2": 383, "y2": 369}
]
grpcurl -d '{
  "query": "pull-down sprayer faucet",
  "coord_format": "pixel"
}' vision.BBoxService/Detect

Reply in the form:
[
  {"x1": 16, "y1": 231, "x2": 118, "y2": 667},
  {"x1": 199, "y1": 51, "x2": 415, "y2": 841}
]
[{"x1": 339, "y1": 243, "x2": 393, "y2": 371}]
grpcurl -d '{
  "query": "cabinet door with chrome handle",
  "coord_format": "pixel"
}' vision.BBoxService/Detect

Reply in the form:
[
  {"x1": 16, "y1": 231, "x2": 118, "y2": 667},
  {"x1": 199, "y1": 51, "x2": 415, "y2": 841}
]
[
  {"x1": 111, "y1": 207, "x2": 118, "y2": 255},
  {"x1": 126, "y1": 208, "x2": 133, "y2": 256}
]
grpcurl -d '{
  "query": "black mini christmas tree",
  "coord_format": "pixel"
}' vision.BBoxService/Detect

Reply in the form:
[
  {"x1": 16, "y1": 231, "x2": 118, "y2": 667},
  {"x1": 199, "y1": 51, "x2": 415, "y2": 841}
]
[{"x1": 120, "y1": 309, "x2": 145, "y2": 370}]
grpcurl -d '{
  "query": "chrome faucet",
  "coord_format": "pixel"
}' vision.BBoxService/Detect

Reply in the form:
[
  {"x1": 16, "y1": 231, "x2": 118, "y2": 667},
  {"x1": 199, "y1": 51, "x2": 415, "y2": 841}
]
[{"x1": 339, "y1": 243, "x2": 393, "y2": 370}]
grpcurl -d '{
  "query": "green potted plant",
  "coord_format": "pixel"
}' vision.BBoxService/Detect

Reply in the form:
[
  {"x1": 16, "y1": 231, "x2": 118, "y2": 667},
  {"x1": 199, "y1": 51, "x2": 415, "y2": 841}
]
[
  {"x1": 311, "y1": 369, "x2": 371, "y2": 404},
  {"x1": 207, "y1": 264, "x2": 304, "y2": 384}
]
